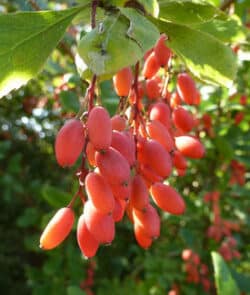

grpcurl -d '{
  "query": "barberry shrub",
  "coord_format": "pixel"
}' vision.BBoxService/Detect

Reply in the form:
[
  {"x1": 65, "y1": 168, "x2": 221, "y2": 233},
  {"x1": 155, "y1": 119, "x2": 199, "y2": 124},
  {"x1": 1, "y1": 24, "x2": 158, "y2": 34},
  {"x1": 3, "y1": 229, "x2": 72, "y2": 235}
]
[{"x1": 0, "y1": 0, "x2": 249, "y2": 295}]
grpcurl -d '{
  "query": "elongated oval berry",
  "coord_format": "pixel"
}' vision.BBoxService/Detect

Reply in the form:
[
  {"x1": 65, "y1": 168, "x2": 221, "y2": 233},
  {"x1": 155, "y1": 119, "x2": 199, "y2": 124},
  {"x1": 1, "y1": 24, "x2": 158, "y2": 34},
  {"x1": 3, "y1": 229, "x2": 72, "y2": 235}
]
[
  {"x1": 150, "y1": 183, "x2": 185, "y2": 215},
  {"x1": 142, "y1": 51, "x2": 160, "y2": 79},
  {"x1": 134, "y1": 222, "x2": 153, "y2": 249},
  {"x1": 172, "y1": 150, "x2": 187, "y2": 170},
  {"x1": 130, "y1": 175, "x2": 149, "y2": 210},
  {"x1": 112, "y1": 198, "x2": 126, "y2": 222},
  {"x1": 40, "y1": 207, "x2": 74, "y2": 250},
  {"x1": 55, "y1": 119, "x2": 85, "y2": 167},
  {"x1": 145, "y1": 77, "x2": 161, "y2": 100},
  {"x1": 175, "y1": 136, "x2": 205, "y2": 159},
  {"x1": 113, "y1": 67, "x2": 133, "y2": 97},
  {"x1": 132, "y1": 204, "x2": 160, "y2": 239},
  {"x1": 138, "y1": 139, "x2": 172, "y2": 178},
  {"x1": 149, "y1": 102, "x2": 171, "y2": 129},
  {"x1": 87, "y1": 106, "x2": 112, "y2": 150},
  {"x1": 111, "y1": 130, "x2": 135, "y2": 166},
  {"x1": 86, "y1": 141, "x2": 97, "y2": 167},
  {"x1": 172, "y1": 106, "x2": 194, "y2": 132},
  {"x1": 77, "y1": 214, "x2": 99, "y2": 258},
  {"x1": 146, "y1": 120, "x2": 174, "y2": 152},
  {"x1": 111, "y1": 115, "x2": 126, "y2": 131},
  {"x1": 139, "y1": 163, "x2": 163, "y2": 185},
  {"x1": 95, "y1": 147, "x2": 130, "y2": 186},
  {"x1": 84, "y1": 200, "x2": 115, "y2": 244},
  {"x1": 154, "y1": 34, "x2": 172, "y2": 67},
  {"x1": 177, "y1": 73, "x2": 198, "y2": 105},
  {"x1": 85, "y1": 172, "x2": 115, "y2": 214}
]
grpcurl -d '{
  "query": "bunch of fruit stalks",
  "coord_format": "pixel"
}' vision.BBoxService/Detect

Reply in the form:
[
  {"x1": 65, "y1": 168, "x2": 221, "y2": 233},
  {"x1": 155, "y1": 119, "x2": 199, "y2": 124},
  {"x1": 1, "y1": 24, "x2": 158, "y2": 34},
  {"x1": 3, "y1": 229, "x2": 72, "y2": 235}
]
[{"x1": 40, "y1": 34, "x2": 205, "y2": 258}]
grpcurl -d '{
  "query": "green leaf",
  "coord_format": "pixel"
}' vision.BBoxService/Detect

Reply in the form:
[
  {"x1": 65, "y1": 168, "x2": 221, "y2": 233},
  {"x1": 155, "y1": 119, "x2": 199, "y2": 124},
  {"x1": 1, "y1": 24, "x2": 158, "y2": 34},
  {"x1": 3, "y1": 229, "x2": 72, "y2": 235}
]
[
  {"x1": 211, "y1": 252, "x2": 240, "y2": 295},
  {"x1": 152, "y1": 18, "x2": 237, "y2": 87},
  {"x1": 41, "y1": 184, "x2": 72, "y2": 208},
  {"x1": 137, "y1": 0, "x2": 160, "y2": 17},
  {"x1": 0, "y1": 5, "x2": 88, "y2": 98},
  {"x1": 192, "y1": 14, "x2": 246, "y2": 43},
  {"x1": 231, "y1": 269, "x2": 250, "y2": 293},
  {"x1": 59, "y1": 90, "x2": 80, "y2": 113},
  {"x1": 78, "y1": 9, "x2": 159, "y2": 76},
  {"x1": 158, "y1": 0, "x2": 219, "y2": 25}
]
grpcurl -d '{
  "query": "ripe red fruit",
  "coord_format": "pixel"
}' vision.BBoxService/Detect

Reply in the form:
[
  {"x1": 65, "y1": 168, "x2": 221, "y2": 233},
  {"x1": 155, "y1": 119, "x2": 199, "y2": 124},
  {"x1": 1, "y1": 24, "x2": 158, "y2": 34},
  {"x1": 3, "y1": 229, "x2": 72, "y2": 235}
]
[
  {"x1": 113, "y1": 67, "x2": 133, "y2": 97},
  {"x1": 138, "y1": 139, "x2": 172, "y2": 178},
  {"x1": 175, "y1": 136, "x2": 205, "y2": 159},
  {"x1": 40, "y1": 207, "x2": 74, "y2": 250},
  {"x1": 139, "y1": 163, "x2": 163, "y2": 185},
  {"x1": 172, "y1": 150, "x2": 187, "y2": 170},
  {"x1": 172, "y1": 106, "x2": 194, "y2": 132},
  {"x1": 77, "y1": 214, "x2": 99, "y2": 258},
  {"x1": 84, "y1": 201, "x2": 115, "y2": 244},
  {"x1": 111, "y1": 130, "x2": 136, "y2": 166},
  {"x1": 111, "y1": 115, "x2": 126, "y2": 131},
  {"x1": 110, "y1": 181, "x2": 131, "y2": 201},
  {"x1": 86, "y1": 141, "x2": 97, "y2": 167},
  {"x1": 177, "y1": 73, "x2": 198, "y2": 105},
  {"x1": 146, "y1": 120, "x2": 174, "y2": 152},
  {"x1": 142, "y1": 51, "x2": 160, "y2": 79},
  {"x1": 145, "y1": 77, "x2": 161, "y2": 100},
  {"x1": 154, "y1": 34, "x2": 172, "y2": 67},
  {"x1": 55, "y1": 119, "x2": 85, "y2": 167},
  {"x1": 149, "y1": 102, "x2": 171, "y2": 129},
  {"x1": 150, "y1": 183, "x2": 186, "y2": 215},
  {"x1": 87, "y1": 106, "x2": 112, "y2": 150},
  {"x1": 85, "y1": 172, "x2": 115, "y2": 214},
  {"x1": 95, "y1": 147, "x2": 130, "y2": 186},
  {"x1": 132, "y1": 204, "x2": 160, "y2": 239},
  {"x1": 134, "y1": 222, "x2": 153, "y2": 249},
  {"x1": 112, "y1": 198, "x2": 126, "y2": 222},
  {"x1": 182, "y1": 249, "x2": 193, "y2": 261},
  {"x1": 130, "y1": 175, "x2": 149, "y2": 210}
]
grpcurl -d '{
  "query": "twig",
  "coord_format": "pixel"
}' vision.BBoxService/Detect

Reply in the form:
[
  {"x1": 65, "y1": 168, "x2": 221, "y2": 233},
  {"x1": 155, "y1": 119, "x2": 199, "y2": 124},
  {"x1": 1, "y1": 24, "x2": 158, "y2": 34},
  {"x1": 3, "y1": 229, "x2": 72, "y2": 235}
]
[{"x1": 220, "y1": 0, "x2": 235, "y2": 11}]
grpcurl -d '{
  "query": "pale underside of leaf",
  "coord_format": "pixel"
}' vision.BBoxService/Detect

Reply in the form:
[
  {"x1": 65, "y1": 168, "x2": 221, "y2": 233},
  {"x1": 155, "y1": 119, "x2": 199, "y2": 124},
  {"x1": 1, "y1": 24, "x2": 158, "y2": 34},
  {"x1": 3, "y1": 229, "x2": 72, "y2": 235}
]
[{"x1": 152, "y1": 18, "x2": 237, "y2": 87}]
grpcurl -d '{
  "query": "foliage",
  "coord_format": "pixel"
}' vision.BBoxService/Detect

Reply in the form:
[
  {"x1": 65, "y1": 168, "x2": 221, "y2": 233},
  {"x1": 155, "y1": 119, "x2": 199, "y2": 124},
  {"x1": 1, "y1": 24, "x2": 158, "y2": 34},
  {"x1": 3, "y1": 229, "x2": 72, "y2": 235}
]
[{"x1": 0, "y1": 0, "x2": 250, "y2": 295}]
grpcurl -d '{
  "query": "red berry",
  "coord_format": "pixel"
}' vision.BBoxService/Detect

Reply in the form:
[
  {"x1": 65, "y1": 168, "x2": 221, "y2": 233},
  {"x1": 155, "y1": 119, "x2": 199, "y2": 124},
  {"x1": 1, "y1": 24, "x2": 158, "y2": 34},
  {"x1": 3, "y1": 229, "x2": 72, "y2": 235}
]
[
  {"x1": 77, "y1": 214, "x2": 99, "y2": 258},
  {"x1": 87, "y1": 106, "x2": 112, "y2": 150},
  {"x1": 55, "y1": 119, "x2": 85, "y2": 167},
  {"x1": 177, "y1": 73, "x2": 198, "y2": 105},
  {"x1": 113, "y1": 67, "x2": 133, "y2": 97},
  {"x1": 142, "y1": 51, "x2": 160, "y2": 79},
  {"x1": 154, "y1": 34, "x2": 172, "y2": 67},
  {"x1": 175, "y1": 136, "x2": 205, "y2": 159},
  {"x1": 150, "y1": 183, "x2": 186, "y2": 215},
  {"x1": 40, "y1": 207, "x2": 74, "y2": 250}
]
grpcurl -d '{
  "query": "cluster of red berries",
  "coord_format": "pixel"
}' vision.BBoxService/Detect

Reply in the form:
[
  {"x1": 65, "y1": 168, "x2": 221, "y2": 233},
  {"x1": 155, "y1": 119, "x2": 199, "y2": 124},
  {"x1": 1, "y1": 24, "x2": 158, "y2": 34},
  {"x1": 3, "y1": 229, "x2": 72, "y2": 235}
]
[
  {"x1": 204, "y1": 191, "x2": 241, "y2": 262},
  {"x1": 182, "y1": 249, "x2": 211, "y2": 292},
  {"x1": 40, "y1": 34, "x2": 205, "y2": 258},
  {"x1": 229, "y1": 159, "x2": 246, "y2": 186}
]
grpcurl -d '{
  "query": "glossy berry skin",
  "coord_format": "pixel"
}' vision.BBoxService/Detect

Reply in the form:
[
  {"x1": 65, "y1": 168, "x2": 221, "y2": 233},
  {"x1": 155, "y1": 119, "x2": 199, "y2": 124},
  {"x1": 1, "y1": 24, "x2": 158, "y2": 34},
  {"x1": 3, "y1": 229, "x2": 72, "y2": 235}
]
[
  {"x1": 175, "y1": 136, "x2": 205, "y2": 159},
  {"x1": 150, "y1": 183, "x2": 186, "y2": 215},
  {"x1": 77, "y1": 214, "x2": 99, "y2": 258},
  {"x1": 134, "y1": 222, "x2": 153, "y2": 249},
  {"x1": 177, "y1": 73, "x2": 198, "y2": 105},
  {"x1": 130, "y1": 175, "x2": 149, "y2": 210},
  {"x1": 55, "y1": 119, "x2": 85, "y2": 167},
  {"x1": 145, "y1": 78, "x2": 161, "y2": 100},
  {"x1": 142, "y1": 51, "x2": 160, "y2": 79},
  {"x1": 149, "y1": 102, "x2": 171, "y2": 129},
  {"x1": 95, "y1": 147, "x2": 130, "y2": 186},
  {"x1": 172, "y1": 106, "x2": 194, "y2": 132},
  {"x1": 146, "y1": 120, "x2": 174, "y2": 152},
  {"x1": 172, "y1": 150, "x2": 187, "y2": 170},
  {"x1": 87, "y1": 106, "x2": 112, "y2": 150},
  {"x1": 113, "y1": 67, "x2": 133, "y2": 97},
  {"x1": 133, "y1": 204, "x2": 160, "y2": 239},
  {"x1": 111, "y1": 115, "x2": 126, "y2": 131},
  {"x1": 138, "y1": 139, "x2": 172, "y2": 178},
  {"x1": 154, "y1": 34, "x2": 172, "y2": 67},
  {"x1": 84, "y1": 200, "x2": 115, "y2": 244},
  {"x1": 85, "y1": 172, "x2": 115, "y2": 214},
  {"x1": 40, "y1": 207, "x2": 74, "y2": 250}
]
